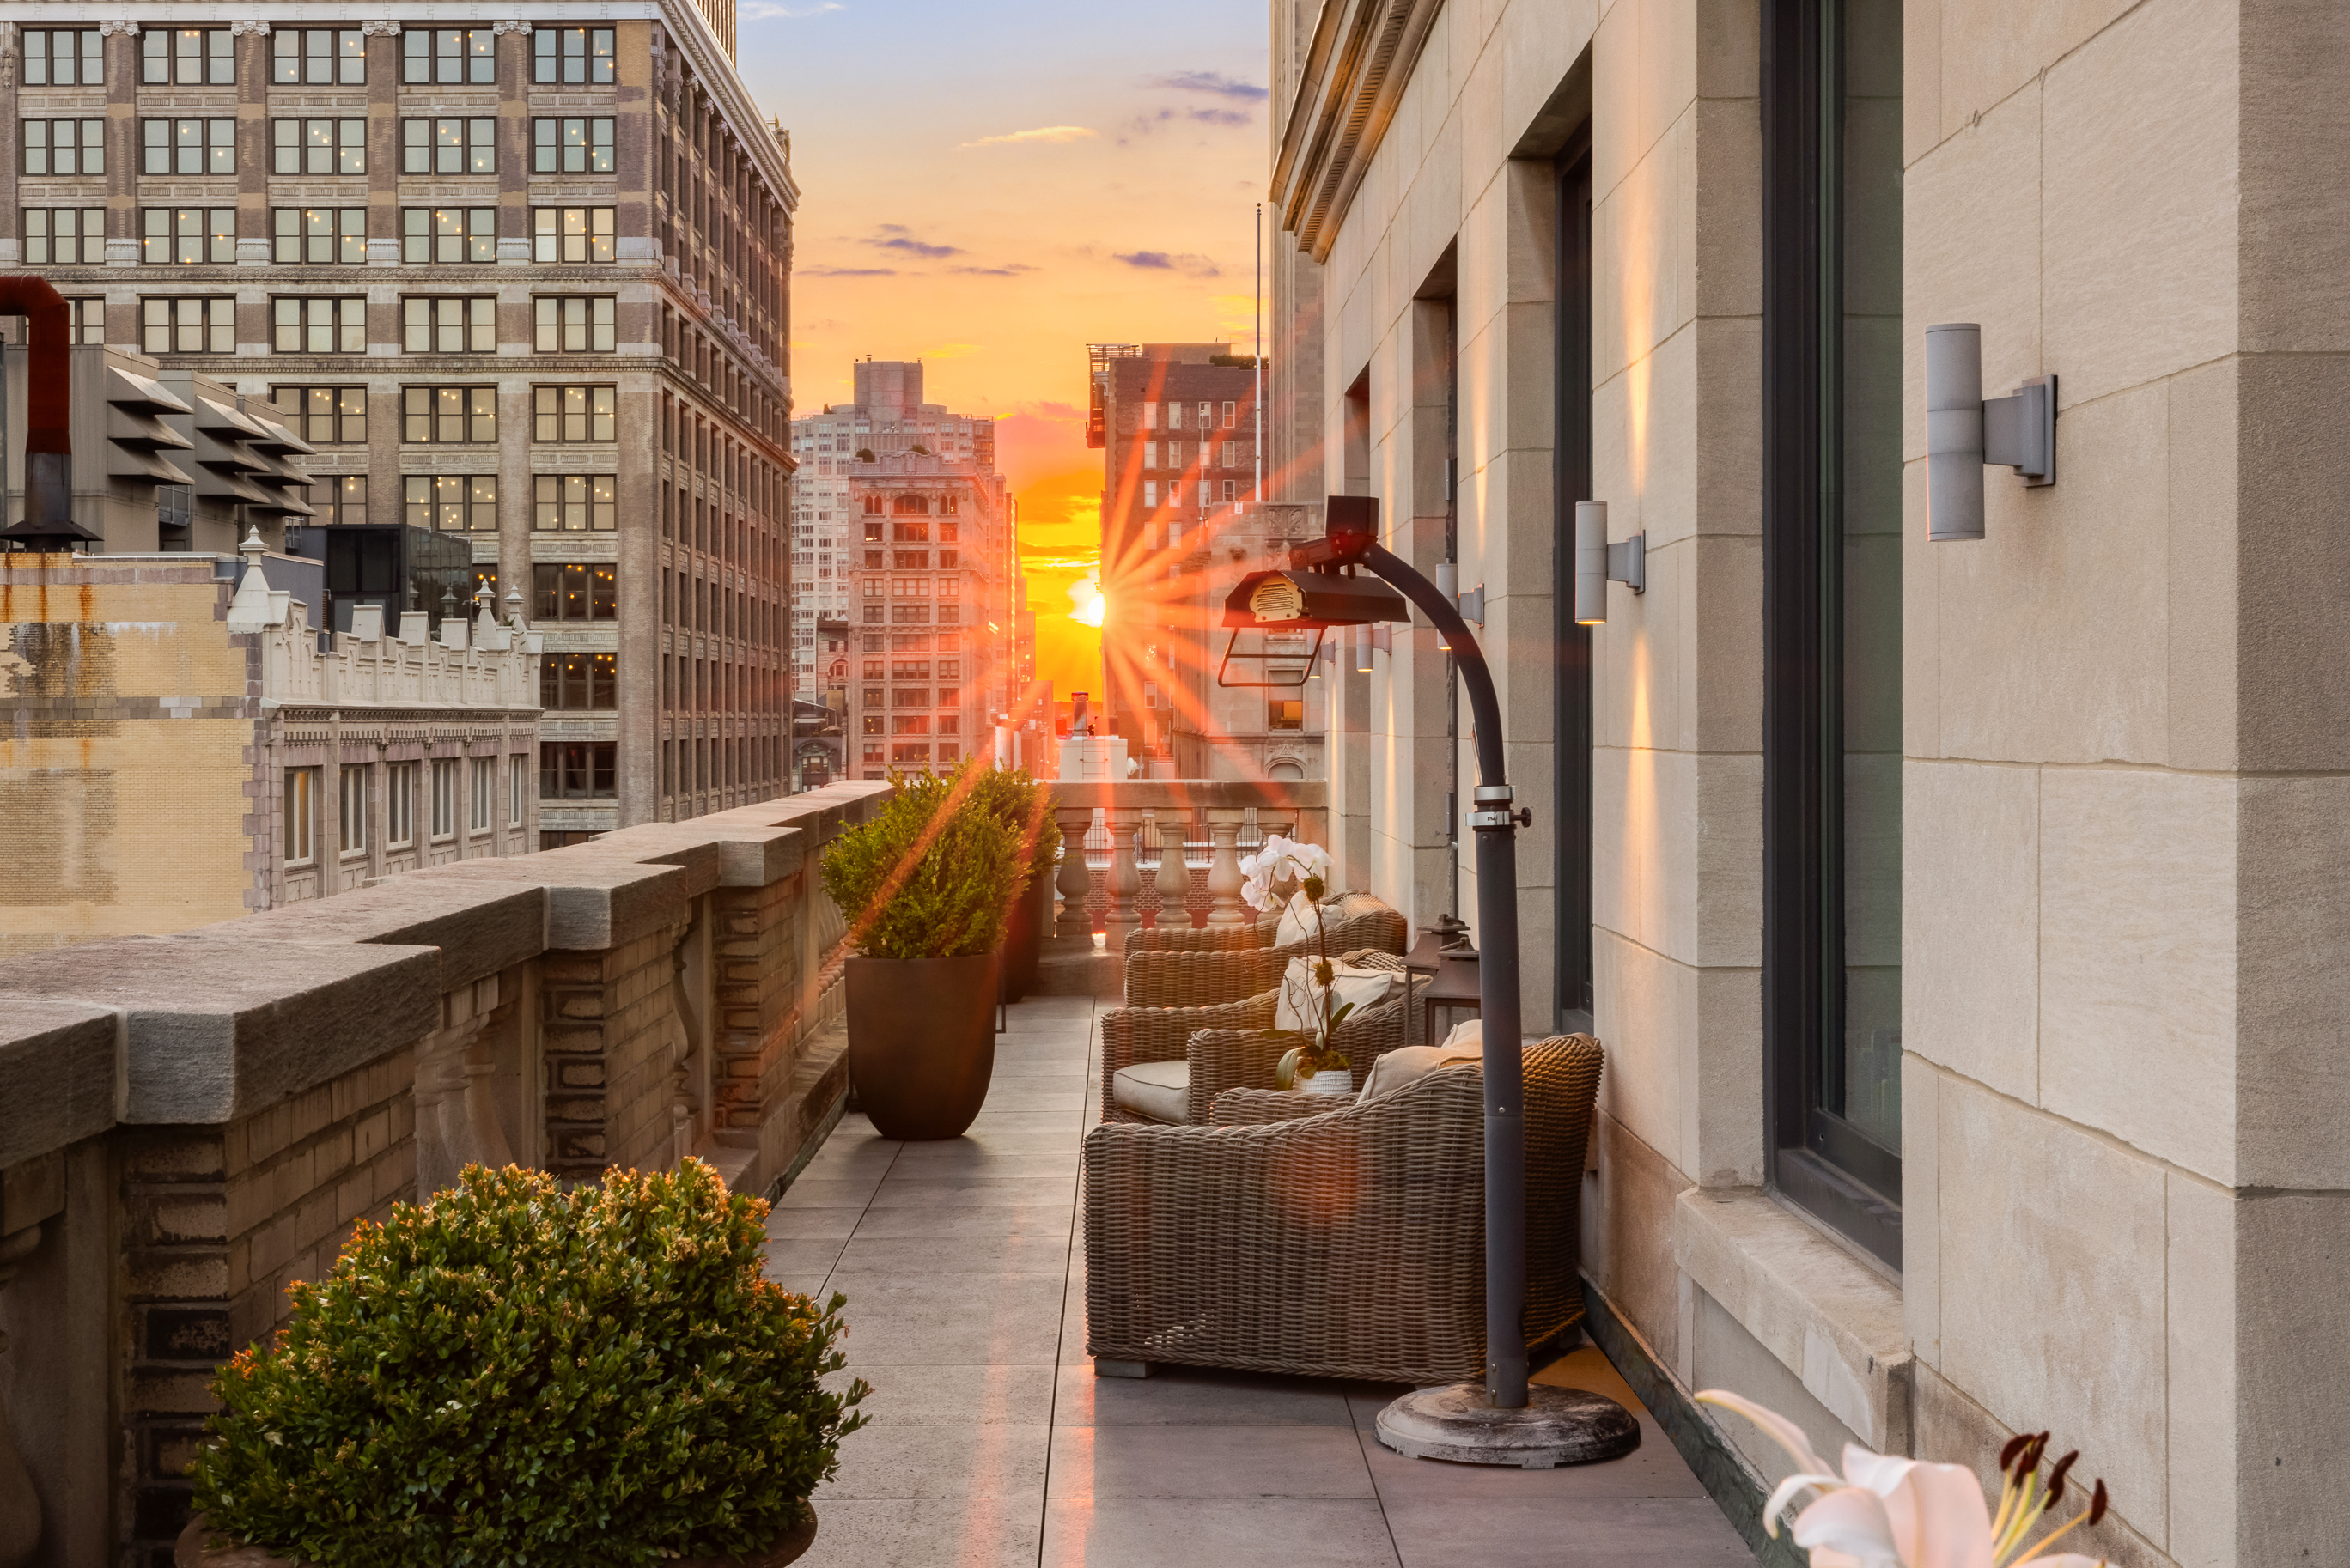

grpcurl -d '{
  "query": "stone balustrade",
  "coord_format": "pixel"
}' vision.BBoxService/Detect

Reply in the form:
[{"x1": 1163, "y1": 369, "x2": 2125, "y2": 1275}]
[
  {"x1": 1045, "y1": 779, "x2": 1330, "y2": 940},
  {"x1": 0, "y1": 781, "x2": 890, "y2": 1568}
]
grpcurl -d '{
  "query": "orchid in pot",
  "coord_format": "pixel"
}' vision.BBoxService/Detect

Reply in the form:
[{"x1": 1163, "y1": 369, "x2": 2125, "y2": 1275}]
[
  {"x1": 1697, "y1": 1389, "x2": 2114, "y2": 1568},
  {"x1": 1239, "y1": 834, "x2": 1356, "y2": 1094}
]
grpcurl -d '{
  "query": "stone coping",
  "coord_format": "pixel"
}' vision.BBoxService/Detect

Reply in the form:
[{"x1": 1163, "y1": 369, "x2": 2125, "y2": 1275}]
[
  {"x1": 0, "y1": 782, "x2": 894, "y2": 1171},
  {"x1": 1671, "y1": 1186, "x2": 1909, "y2": 1451}
]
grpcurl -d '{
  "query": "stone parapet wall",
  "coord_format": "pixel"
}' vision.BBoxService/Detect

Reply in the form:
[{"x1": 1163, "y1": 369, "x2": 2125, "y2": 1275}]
[{"x1": 0, "y1": 778, "x2": 891, "y2": 1568}]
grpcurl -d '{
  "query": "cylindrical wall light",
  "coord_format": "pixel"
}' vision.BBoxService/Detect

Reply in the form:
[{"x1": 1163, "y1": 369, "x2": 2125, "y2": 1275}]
[
  {"x1": 1355, "y1": 623, "x2": 1373, "y2": 672},
  {"x1": 1926, "y1": 323, "x2": 1985, "y2": 541},
  {"x1": 1574, "y1": 501, "x2": 1644, "y2": 624}
]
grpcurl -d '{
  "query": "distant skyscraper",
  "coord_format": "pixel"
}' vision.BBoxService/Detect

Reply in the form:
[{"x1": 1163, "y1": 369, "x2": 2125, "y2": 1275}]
[{"x1": 788, "y1": 361, "x2": 1017, "y2": 778}]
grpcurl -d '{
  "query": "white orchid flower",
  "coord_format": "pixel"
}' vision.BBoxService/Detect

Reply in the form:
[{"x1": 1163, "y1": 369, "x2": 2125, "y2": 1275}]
[{"x1": 1696, "y1": 1391, "x2": 2110, "y2": 1568}]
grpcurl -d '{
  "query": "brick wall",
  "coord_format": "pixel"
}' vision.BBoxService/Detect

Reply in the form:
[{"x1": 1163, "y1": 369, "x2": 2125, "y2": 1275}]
[{"x1": 116, "y1": 1047, "x2": 416, "y2": 1568}]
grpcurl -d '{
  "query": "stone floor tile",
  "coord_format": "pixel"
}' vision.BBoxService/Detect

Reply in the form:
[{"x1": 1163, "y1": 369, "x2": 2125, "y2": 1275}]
[
  {"x1": 1039, "y1": 1498, "x2": 1398, "y2": 1567},
  {"x1": 1382, "y1": 1497, "x2": 1754, "y2": 1566},
  {"x1": 1046, "y1": 1425, "x2": 1375, "y2": 1499},
  {"x1": 760, "y1": 1237, "x2": 847, "y2": 1277},
  {"x1": 774, "y1": 1177, "x2": 892, "y2": 1210},
  {"x1": 824, "y1": 1362, "x2": 1058, "y2": 1426},
  {"x1": 867, "y1": 1175, "x2": 1087, "y2": 1207},
  {"x1": 826, "y1": 1271, "x2": 1071, "y2": 1365},
  {"x1": 832, "y1": 1205, "x2": 1076, "y2": 1241},
  {"x1": 763, "y1": 1206, "x2": 867, "y2": 1240},
  {"x1": 1053, "y1": 1364, "x2": 1355, "y2": 1427},
  {"x1": 795, "y1": 1498, "x2": 1044, "y2": 1568},
  {"x1": 1358, "y1": 1416, "x2": 1704, "y2": 1500},
  {"x1": 834, "y1": 1231, "x2": 1076, "y2": 1275},
  {"x1": 818, "y1": 1421, "x2": 1049, "y2": 1499}
]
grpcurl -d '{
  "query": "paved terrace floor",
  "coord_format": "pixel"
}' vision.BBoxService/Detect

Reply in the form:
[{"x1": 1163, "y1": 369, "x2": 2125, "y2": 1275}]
[{"x1": 764, "y1": 994, "x2": 1757, "y2": 1568}]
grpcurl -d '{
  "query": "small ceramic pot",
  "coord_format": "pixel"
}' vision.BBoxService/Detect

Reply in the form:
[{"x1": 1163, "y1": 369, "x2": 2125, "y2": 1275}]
[
  {"x1": 175, "y1": 1510, "x2": 819, "y2": 1568},
  {"x1": 1295, "y1": 1067, "x2": 1355, "y2": 1097}
]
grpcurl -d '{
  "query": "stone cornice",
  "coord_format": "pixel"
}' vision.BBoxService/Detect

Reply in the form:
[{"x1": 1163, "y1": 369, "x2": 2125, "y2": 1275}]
[{"x1": 1269, "y1": 0, "x2": 1444, "y2": 264}]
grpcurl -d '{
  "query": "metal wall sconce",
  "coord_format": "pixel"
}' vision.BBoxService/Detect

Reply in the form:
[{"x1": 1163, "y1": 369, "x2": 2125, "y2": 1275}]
[
  {"x1": 1926, "y1": 322, "x2": 2056, "y2": 541},
  {"x1": 1352, "y1": 622, "x2": 1391, "y2": 672},
  {"x1": 1573, "y1": 501, "x2": 1644, "y2": 624}
]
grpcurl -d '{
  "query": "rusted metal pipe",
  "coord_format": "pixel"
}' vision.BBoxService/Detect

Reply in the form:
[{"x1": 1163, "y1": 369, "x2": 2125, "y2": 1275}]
[{"x1": 0, "y1": 276, "x2": 74, "y2": 537}]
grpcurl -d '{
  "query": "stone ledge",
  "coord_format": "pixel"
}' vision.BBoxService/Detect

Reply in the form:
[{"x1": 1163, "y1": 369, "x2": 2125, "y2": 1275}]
[
  {"x1": 0, "y1": 1000, "x2": 119, "y2": 1173},
  {"x1": 1673, "y1": 1186, "x2": 1909, "y2": 1450},
  {"x1": 204, "y1": 879, "x2": 548, "y2": 994}
]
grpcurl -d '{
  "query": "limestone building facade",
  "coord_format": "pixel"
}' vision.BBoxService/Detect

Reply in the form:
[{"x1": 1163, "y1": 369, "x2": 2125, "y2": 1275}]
[
  {"x1": 1269, "y1": 1, "x2": 2350, "y2": 1561},
  {"x1": 0, "y1": 3, "x2": 794, "y2": 838}
]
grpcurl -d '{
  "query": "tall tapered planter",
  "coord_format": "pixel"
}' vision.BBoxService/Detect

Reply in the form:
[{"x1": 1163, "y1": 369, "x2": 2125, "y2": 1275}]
[
  {"x1": 847, "y1": 950, "x2": 998, "y2": 1139},
  {"x1": 1002, "y1": 871, "x2": 1049, "y2": 1001}
]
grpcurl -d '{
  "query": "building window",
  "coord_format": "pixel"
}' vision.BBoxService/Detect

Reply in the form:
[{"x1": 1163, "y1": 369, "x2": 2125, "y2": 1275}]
[
  {"x1": 273, "y1": 386, "x2": 368, "y2": 445},
  {"x1": 274, "y1": 28, "x2": 366, "y2": 84},
  {"x1": 891, "y1": 742, "x2": 929, "y2": 763},
  {"x1": 1553, "y1": 135, "x2": 1596, "y2": 1033},
  {"x1": 311, "y1": 474, "x2": 368, "y2": 525},
  {"x1": 429, "y1": 758, "x2": 458, "y2": 838},
  {"x1": 404, "y1": 475, "x2": 498, "y2": 532},
  {"x1": 283, "y1": 768, "x2": 318, "y2": 866},
  {"x1": 1761, "y1": 0, "x2": 1905, "y2": 1269},
  {"x1": 141, "y1": 297, "x2": 234, "y2": 355},
  {"x1": 541, "y1": 653, "x2": 617, "y2": 710},
  {"x1": 1267, "y1": 699, "x2": 1304, "y2": 732},
  {"x1": 533, "y1": 296, "x2": 616, "y2": 353},
  {"x1": 66, "y1": 299, "x2": 102, "y2": 344},
  {"x1": 273, "y1": 119, "x2": 367, "y2": 176},
  {"x1": 21, "y1": 210, "x2": 103, "y2": 265},
  {"x1": 533, "y1": 386, "x2": 617, "y2": 442},
  {"x1": 508, "y1": 757, "x2": 527, "y2": 826},
  {"x1": 532, "y1": 117, "x2": 615, "y2": 173},
  {"x1": 142, "y1": 209, "x2": 236, "y2": 265},
  {"x1": 403, "y1": 296, "x2": 496, "y2": 354},
  {"x1": 1222, "y1": 400, "x2": 1238, "y2": 428},
  {"x1": 386, "y1": 761, "x2": 417, "y2": 847},
  {"x1": 402, "y1": 386, "x2": 497, "y2": 443},
  {"x1": 541, "y1": 742, "x2": 617, "y2": 799},
  {"x1": 402, "y1": 119, "x2": 497, "y2": 176},
  {"x1": 274, "y1": 209, "x2": 367, "y2": 265},
  {"x1": 21, "y1": 119, "x2": 105, "y2": 176},
  {"x1": 143, "y1": 29, "x2": 234, "y2": 86},
  {"x1": 533, "y1": 562, "x2": 617, "y2": 621},
  {"x1": 533, "y1": 474, "x2": 617, "y2": 531},
  {"x1": 533, "y1": 27, "x2": 616, "y2": 84},
  {"x1": 470, "y1": 757, "x2": 494, "y2": 832},
  {"x1": 271, "y1": 297, "x2": 368, "y2": 354},
  {"x1": 142, "y1": 119, "x2": 235, "y2": 176},
  {"x1": 1142, "y1": 480, "x2": 1158, "y2": 507},
  {"x1": 340, "y1": 765, "x2": 368, "y2": 854},
  {"x1": 21, "y1": 29, "x2": 103, "y2": 86},
  {"x1": 401, "y1": 208, "x2": 496, "y2": 264},
  {"x1": 404, "y1": 29, "x2": 496, "y2": 86},
  {"x1": 533, "y1": 207, "x2": 615, "y2": 264},
  {"x1": 892, "y1": 715, "x2": 929, "y2": 736}
]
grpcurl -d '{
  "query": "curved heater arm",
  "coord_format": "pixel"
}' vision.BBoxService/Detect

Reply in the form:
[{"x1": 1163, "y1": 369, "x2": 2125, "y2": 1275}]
[{"x1": 1357, "y1": 541, "x2": 1504, "y2": 787}]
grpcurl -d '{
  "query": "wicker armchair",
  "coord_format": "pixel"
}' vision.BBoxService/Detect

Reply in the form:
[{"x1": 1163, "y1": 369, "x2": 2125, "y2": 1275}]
[
  {"x1": 1097, "y1": 951, "x2": 1420, "y2": 1125},
  {"x1": 1122, "y1": 903, "x2": 1408, "y2": 1009},
  {"x1": 1081, "y1": 1035, "x2": 1604, "y2": 1386}
]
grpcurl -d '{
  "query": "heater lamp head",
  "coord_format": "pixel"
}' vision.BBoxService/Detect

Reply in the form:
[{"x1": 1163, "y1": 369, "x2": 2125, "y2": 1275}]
[{"x1": 1221, "y1": 568, "x2": 1410, "y2": 629}]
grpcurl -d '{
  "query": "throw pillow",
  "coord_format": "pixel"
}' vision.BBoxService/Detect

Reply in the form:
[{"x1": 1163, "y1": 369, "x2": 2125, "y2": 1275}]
[
  {"x1": 1360, "y1": 1041, "x2": 1483, "y2": 1101},
  {"x1": 1274, "y1": 890, "x2": 1319, "y2": 947},
  {"x1": 1274, "y1": 956, "x2": 1399, "y2": 1034}
]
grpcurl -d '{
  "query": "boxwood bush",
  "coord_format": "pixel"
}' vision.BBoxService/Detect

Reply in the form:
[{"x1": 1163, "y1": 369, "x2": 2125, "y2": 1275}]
[
  {"x1": 960, "y1": 762, "x2": 1061, "y2": 882},
  {"x1": 819, "y1": 767, "x2": 1022, "y2": 960},
  {"x1": 190, "y1": 1160, "x2": 867, "y2": 1568}
]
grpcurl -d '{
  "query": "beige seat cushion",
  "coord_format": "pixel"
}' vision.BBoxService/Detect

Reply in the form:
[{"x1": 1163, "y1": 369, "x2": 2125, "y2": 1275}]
[
  {"x1": 1112, "y1": 1058, "x2": 1190, "y2": 1124},
  {"x1": 1274, "y1": 890, "x2": 1320, "y2": 946},
  {"x1": 1274, "y1": 957, "x2": 1399, "y2": 1034},
  {"x1": 1360, "y1": 1042, "x2": 1483, "y2": 1101},
  {"x1": 1327, "y1": 891, "x2": 1392, "y2": 922}
]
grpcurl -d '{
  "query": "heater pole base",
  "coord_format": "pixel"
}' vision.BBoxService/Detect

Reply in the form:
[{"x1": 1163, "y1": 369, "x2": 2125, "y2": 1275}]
[{"x1": 1373, "y1": 1383, "x2": 1641, "y2": 1470}]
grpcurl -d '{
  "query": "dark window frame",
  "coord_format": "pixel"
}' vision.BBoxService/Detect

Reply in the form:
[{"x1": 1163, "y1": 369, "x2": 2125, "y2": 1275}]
[
  {"x1": 1760, "y1": 0, "x2": 1903, "y2": 1269},
  {"x1": 1554, "y1": 127, "x2": 1596, "y2": 1035}
]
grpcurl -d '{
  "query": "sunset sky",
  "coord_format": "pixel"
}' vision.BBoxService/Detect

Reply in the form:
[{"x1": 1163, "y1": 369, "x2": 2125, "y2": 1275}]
[{"x1": 735, "y1": 0, "x2": 1272, "y2": 702}]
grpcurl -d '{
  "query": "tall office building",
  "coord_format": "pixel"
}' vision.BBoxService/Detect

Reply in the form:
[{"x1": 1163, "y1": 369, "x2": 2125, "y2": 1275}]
[
  {"x1": 788, "y1": 360, "x2": 1019, "y2": 780},
  {"x1": 1087, "y1": 341, "x2": 1318, "y2": 778},
  {"x1": 0, "y1": 4, "x2": 794, "y2": 840}
]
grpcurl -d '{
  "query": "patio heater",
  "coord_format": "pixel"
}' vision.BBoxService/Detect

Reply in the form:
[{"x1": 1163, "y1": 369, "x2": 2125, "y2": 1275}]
[{"x1": 1216, "y1": 495, "x2": 1637, "y2": 1468}]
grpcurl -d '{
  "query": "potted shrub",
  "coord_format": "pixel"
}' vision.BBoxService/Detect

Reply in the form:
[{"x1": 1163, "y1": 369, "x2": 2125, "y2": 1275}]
[
  {"x1": 963, "y1": 763, "x2": 1062, "y2": 1000},
  {"x1": 180, "y1": 1160, "x2": 868, "y2": 1568},
  {"x1": 821, "y1": 771, "x2": 1022, "y2": 1139}
]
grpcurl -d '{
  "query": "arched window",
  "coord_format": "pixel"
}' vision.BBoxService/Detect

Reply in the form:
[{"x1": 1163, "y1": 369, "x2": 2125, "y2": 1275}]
[{"x1": 892, "y1": 494, "x2": 929, "y2": 515}]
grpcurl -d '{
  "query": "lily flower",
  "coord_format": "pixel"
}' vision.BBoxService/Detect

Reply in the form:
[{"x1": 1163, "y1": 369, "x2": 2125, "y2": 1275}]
[{"x1": 1696, "y1": 1390, "x2": 2111, "y2": 1568}]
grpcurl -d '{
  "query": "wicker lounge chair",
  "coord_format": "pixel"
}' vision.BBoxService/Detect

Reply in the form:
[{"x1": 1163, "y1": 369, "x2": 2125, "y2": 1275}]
[
  {"x1": 1098, "y1": 951, "x2": 1420, "y2": 1125},
  {"x1": 1121, "y1": 900, "x2": 1407, "y2": 1010},
  {"x1": 1081, "y1": 1035, "x2": 1604, "y2": 1386}
]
